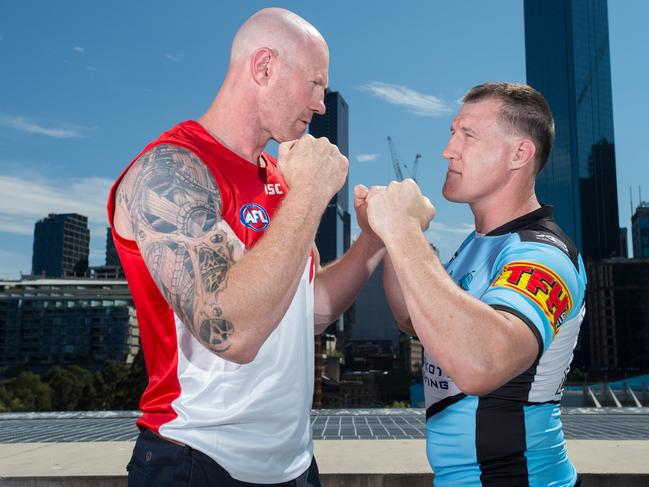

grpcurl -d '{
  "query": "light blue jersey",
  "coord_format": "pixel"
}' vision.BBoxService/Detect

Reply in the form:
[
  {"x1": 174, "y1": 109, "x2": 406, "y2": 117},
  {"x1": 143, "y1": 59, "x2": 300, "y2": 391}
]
[{"x1": 424, "y1": 206, "x2": 586, "y2": 486}]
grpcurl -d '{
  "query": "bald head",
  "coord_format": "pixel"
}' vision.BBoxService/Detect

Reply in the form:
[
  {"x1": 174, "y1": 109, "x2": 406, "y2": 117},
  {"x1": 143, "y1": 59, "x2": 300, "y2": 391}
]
[{"x1": 230, "y1": 8, "x2": 327, "y2": 66}]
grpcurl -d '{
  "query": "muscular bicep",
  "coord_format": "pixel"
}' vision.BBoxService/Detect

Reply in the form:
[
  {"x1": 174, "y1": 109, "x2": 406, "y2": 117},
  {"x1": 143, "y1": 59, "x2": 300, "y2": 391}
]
[
  {"x1": 120, "y1": 144, "x2": 244, "y2": 355},
  {"x1": 494, "y1": 308, "x2": 540, "y2": 375}
]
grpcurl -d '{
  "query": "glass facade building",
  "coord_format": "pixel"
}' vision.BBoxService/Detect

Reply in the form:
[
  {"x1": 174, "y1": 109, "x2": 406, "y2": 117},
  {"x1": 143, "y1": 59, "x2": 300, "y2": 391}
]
[
  {"x1": 631, "y1": 203, "x2": 649, "y2": 259},
  {"x1": 32, "y1": 213, "x2": 90, "y2": 277},
  {"x1": 524, "y1": 0, "x2": 620, "y2": 260},
  {"x1": 309, "y1": 90, "x2": 350, "y2": 265}
]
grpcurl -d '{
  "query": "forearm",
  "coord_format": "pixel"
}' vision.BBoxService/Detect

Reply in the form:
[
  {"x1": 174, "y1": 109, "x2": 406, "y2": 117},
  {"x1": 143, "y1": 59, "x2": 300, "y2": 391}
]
[
  {"x1": 217, "y1": 188, "x2": 328, "y2": 358},
  {"x1": 384, "y1": 227, "x2": 531, "y2": 394},
  {"x1": 314, "y1": 232, "x2": 385, "y2": 332},
  {"x1": 383, "y1": 254, "x2": 412, "y2": 329}
]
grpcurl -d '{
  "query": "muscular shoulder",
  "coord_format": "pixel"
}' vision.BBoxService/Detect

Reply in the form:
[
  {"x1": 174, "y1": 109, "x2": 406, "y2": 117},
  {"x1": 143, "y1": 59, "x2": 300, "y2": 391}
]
[{"x1": 115, "y1": 144, "x2": 221, "y2": 238}]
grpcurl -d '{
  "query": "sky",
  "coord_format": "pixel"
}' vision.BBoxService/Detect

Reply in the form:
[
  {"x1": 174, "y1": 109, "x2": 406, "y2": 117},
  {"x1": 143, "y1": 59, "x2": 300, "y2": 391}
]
[{"x1": 1, "y1": 1, "x2": 648, "y2": 279}]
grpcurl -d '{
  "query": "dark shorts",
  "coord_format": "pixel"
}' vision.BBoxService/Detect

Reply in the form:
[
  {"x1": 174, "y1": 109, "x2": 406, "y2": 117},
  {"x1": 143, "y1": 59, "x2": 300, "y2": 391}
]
[{"x1": 127, "y1": 428, "x2": 321, "y2": 487}]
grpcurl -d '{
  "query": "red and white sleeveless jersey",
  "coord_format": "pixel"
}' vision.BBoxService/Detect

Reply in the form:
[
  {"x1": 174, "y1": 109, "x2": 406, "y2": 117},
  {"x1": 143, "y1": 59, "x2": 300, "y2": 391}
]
[{"x1": 107, "y1": 121, "x2": 316, "y2": 483}]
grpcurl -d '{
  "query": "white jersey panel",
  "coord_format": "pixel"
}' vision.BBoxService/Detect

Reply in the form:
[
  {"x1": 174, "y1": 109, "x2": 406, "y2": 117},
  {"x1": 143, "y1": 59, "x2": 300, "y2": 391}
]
[
  {"x1": 528, "y1": 304, "x2": 585, "y2": 403},
  {"x1": 423, "y1": 352, "x2": 462, "y2": 407},
  {"x1": 159, "y1": 256, "x2": 315, "y2": 484}
]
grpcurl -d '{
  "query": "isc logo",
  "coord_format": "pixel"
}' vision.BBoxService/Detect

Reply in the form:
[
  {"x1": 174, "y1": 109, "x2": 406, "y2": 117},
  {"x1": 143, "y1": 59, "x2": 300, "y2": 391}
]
[
  {"x1": 240, "y1": 203, "x2": 270, "y2": 231},
  {"x1": 264, "y1": 183, "x2": 284, "y2": 195}
]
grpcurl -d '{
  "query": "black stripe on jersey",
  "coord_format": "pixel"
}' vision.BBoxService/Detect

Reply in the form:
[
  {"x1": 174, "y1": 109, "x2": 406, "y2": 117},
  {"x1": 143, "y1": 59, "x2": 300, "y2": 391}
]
[
  {"x1": 524, "y1": 399, "x2": 560, "y2": 406},
  {"x1": 490, "y1": 304, "x2": 543, "y2": 363},
  {"x1": 426, "y1": 393, "x2": 467, "y2": 420},
  {"x1": 486, "y1": 204, "x2": 580, "y2": 270},
  {"x1": 476, "y1": 396, "x2": 529, "y2": 486},
  {"x1": 475, "y1": 341, "x2": 541, "y2": 485}
]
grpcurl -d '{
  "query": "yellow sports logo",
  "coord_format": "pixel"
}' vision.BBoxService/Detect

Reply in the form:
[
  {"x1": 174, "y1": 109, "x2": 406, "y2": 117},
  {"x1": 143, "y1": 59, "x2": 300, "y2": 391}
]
[{"x1": 491, "y1": 261, "x2": 572, "y2": 334}]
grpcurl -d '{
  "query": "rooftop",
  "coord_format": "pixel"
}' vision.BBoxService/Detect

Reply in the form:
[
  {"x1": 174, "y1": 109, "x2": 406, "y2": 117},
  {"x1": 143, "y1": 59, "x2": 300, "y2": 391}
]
[{"x1": 1, "y1": 408, "x2": 648, "y2": 443}]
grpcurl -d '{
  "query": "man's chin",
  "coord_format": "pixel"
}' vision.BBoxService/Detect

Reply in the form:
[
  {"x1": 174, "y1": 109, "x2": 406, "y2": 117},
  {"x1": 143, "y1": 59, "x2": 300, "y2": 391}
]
[{"x1": 442, "y1": 185, "x2": 465, "y2": 203}]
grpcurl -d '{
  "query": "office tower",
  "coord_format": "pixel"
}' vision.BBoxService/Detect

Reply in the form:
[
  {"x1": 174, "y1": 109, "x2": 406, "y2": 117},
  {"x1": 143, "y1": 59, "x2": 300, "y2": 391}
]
[
  {"x1": 309, "y1": 90, "x2": 351, "y2": 264},
  {"x1": 524, "y1": 0, "x2": 621, "y2": 260},
  {"x1": 32, "y1": 213, "x2": 90, "y2": 277},
  {"x1": 106, "y1": 228, "x2": 120, "y2": 266},
  {"x1": 91, "y1": 227, "x2": 126, "y2": 279},
  {"x1": 632, "y1": 203, "x2": 649, "y2": 259},
  {"x1": 352, "y1": 261, "x2": 401, "y2": 350},
  {"x1": 586, "y1": 259, "x2": 649, "y2": 376},
  {"x1": 309, "y1": 90, "x2": 351, "y2": 407},
  {"x1": 619, "y1": 228, "x2": 628, "y2": 259}
]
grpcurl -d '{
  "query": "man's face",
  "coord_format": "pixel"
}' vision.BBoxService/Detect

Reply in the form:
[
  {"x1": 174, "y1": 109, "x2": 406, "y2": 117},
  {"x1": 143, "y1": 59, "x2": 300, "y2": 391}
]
[
  {"x1": 441, "y1": 99, "x2": 516, "y2": 205},
  {"x1": 262, "y1": 42, "x2": 329, "y2": 142}
]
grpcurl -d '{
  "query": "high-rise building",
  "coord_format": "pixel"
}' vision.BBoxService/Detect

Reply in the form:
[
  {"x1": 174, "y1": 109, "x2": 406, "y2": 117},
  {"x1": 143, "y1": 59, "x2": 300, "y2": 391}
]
[
  {"x1": 631, "y1": 203, "x2": 649, "y2": 259},
  {"x1": 585, "y1": 259, "x2": 649, "y2": 377},
  {"x1": 309, "y1": 90, "x2": 351, "y2": 407},
  {"x1": 619, "y1": 227, "x2": 628, "y2": 258},
  {"x1": 90, "y1": 227, "x2": 126, "y2": 279},
  {"x1": 524, "y1": 0, "x2": 621, "y2": 260},
  {"x1": 352, "y1": 261, "x2": 401, "y2": 350},
  {"x1": 32, "y1": 213, "x2": 90, "y2": 277},
  {"x1": 106, "y1": 228, "x2": 120, "y2": 267},
  {"x1": 309, "y1": 90, "x2": 350, "y2": 265}
]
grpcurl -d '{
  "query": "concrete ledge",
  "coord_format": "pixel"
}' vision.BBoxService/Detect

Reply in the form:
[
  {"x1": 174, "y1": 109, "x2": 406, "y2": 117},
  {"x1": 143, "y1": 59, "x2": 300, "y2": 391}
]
[{"x1": 1, "y1": 440, "x2": 649, "y2": 486}]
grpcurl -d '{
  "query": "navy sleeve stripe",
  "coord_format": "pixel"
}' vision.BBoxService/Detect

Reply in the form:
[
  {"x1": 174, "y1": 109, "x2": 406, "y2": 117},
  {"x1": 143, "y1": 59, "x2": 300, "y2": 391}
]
[
  {"x1": 490, "y1": 304, "x2": 543, "y2": 363},
  {"x1": 426, "y1": 393, "x2": 467, "y2": 420}
]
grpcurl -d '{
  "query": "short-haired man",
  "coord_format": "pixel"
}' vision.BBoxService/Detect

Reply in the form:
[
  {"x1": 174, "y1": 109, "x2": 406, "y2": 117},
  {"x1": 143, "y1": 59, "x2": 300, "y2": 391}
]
[
  {"x1": 109, "y1": 8, "x2": 384, "y2": 487},
  {"x1": 364, "y1": 82, "x2": 586, "y2": 486}
]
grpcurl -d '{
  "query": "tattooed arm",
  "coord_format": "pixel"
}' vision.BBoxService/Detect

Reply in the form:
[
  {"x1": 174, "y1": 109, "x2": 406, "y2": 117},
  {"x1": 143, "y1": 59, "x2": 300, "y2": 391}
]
[{"x1": 115, "y1": 142, "x2": 342, "y2": 363}]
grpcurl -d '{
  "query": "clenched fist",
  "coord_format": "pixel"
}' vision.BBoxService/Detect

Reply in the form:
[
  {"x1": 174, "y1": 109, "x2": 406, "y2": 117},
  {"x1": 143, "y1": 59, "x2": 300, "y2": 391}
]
[
  {"x1": 365, "y1": 179, "x2": 436, "y2": 242},
  {"x1": 277, "y1": 134, "x2": 348, "y2": 207}
]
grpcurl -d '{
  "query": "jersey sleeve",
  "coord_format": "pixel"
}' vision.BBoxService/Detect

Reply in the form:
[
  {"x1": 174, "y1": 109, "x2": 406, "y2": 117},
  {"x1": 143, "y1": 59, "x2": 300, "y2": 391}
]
[{"x1": 480, "y1": 242, "x2": 583, "y2": 355}]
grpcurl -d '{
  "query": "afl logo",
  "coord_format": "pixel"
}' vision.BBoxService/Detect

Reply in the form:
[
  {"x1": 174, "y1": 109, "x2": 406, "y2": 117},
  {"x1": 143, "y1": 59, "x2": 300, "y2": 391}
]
[{"x1": 240, "y1": 203, "x2": 270, "y2": 231}]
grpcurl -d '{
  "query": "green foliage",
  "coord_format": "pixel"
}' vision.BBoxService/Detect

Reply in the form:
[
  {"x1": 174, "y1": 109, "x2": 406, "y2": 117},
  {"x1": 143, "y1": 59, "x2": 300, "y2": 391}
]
[
  {"x1": 46, "y1": 366, "x2": 97, "y2": 411},
  {"x1": 0, "y1": 351, "x2": 149, "y2": 412},
  {"x1": 389, "y1": 400, "x2": 409, "y2": 408},
  {"x1": 4, "y1": 372, "x2": 53, "y2": 411}
]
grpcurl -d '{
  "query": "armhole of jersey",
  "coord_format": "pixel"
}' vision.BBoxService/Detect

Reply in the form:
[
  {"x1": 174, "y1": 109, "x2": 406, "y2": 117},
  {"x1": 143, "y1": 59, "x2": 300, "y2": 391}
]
[{"x1": 489, "y1": 304, "x2": 543, "y2": 363}]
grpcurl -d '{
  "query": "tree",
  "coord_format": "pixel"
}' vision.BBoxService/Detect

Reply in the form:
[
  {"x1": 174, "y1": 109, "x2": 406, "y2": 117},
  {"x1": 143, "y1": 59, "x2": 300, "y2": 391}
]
[
  {"x1": 46, "y1": 366, "x2": 97, "y2": 410},
  {"x1": 6, "y1": 372, "x2": 53, "y2": 411}
]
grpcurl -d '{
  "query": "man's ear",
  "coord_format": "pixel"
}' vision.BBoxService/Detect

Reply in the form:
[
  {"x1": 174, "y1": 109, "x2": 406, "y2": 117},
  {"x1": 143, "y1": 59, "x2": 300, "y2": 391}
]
[
  {"x1": 251, "y1": 47, "x2": 273, "y2": 86},
  {"x1": 511, "y1": 138, "x2": 536, "y2": 170}
]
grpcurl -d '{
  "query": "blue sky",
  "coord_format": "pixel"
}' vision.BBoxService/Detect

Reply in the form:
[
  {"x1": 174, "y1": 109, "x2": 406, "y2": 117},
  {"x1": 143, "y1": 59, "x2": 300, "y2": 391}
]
[{"x1": 1, "y1": 1, "x2": 648, "y2": 279}]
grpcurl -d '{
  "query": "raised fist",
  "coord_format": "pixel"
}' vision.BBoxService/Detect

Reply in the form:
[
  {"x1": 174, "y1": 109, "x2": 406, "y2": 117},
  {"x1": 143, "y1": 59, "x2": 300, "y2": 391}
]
[
  {"x1": 366, "y1": 179, "x2": 436, "y2": 242},
  {"x1": 277, "y1": 134, "x2": 348, "y2": 206}
]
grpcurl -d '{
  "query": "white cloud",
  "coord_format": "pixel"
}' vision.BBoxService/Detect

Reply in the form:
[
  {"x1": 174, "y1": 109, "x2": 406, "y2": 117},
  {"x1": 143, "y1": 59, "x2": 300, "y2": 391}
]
[
  {"x1": 0, "y1": 114, "x2": 92, "y2": 139},
  {"x1": 164, "y1": 52, "x2": 184, "y2": 62},
  {"x1": 360, "y1": 81, "x2": 452, "y2": 117},
  {"x1": 0, "y1": 174, "x2": 112, "y2": 238},
  {"x1": 356, "y1": 153, "x2": 380, "y2": 163},
  {"x1": 73, "y1": 46, "x2": 85, "y2": 53}
]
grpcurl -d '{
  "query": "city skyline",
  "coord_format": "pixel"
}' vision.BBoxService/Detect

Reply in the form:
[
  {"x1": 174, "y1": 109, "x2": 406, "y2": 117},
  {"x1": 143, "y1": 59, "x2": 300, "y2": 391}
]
[{"x1": 2, "y1": 1, "x2": 649, "y2": 278}]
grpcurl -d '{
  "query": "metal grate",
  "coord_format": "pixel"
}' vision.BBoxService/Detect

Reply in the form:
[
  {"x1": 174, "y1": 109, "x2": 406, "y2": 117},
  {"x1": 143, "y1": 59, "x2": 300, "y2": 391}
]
[{"x1": 1, "y1": 408, "x2": 648, "y2": 443}]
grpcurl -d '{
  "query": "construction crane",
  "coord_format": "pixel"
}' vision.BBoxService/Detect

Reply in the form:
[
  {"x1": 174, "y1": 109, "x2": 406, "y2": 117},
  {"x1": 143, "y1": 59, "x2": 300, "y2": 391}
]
[{"x1": 387, "y1": 136, "x2": 422, "y2": 182}]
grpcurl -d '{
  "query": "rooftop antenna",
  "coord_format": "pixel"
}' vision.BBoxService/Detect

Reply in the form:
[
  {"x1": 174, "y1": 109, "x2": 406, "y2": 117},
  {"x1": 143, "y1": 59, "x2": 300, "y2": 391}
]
[{"x1": 630, "y1": 186, "x2": 634, "y2": 215}]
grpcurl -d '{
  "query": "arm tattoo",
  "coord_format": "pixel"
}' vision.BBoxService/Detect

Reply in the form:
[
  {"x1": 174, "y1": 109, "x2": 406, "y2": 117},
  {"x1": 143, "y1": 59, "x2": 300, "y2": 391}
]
[{"x1": 122, "y1": 144, "x2": 242, "y2": 355}]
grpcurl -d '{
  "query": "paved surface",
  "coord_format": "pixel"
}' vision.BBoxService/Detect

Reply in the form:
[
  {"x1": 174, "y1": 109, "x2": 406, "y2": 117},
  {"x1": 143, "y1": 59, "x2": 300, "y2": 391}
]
[
  {"x1": 2, "y1": 440, "x2": 649, "y2": 482},
  {"x1": 1, "y1": 408, "x2": 648, "y2": 443}
]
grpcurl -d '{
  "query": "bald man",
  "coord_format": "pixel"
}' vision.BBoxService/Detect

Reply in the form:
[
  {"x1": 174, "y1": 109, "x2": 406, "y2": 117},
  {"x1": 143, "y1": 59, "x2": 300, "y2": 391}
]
[{"x1": 108, "y1": 8, "x2": 384, "y2": 487}]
